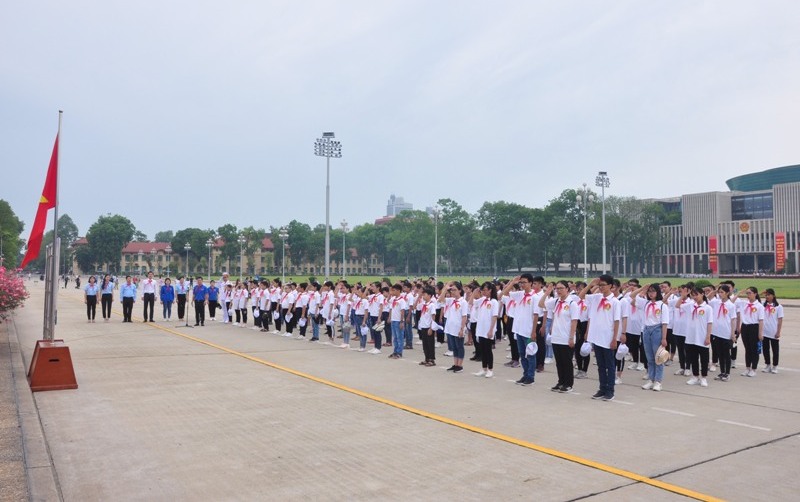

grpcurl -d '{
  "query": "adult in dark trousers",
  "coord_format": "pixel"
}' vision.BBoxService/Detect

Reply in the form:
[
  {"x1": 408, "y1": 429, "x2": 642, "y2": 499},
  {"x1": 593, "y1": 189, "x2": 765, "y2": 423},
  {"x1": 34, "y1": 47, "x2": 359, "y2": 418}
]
[
  {"x1": 119, "y1": 275, "x2": 137, "y2": 322},
  {"x1": 192, "y1": 276, "x2": 209, "y2": 326},
  {"x1": 140, "y1": 271, "x2": 158, "y2": 322},
  {"x1": 174, "y1": 276, "x2": 190, "y2": 320}
]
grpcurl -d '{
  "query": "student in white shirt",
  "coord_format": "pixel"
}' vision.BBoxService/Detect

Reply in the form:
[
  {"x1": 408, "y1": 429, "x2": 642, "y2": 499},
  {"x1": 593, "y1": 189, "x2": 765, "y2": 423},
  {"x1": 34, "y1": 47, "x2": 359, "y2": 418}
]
[
  {"x1": 578, "y1": 275, "x2": 621, "y2": 401},
  {"x1": 737, "y1": 287, "x2": 765, "y2": 377},
  {"x1": 761, "y1": 288, "x2": 783, "y2": 374},
  {"x1": 546, "y1": 281, "x2": 579, "y2": 391},
  {"x1": 472, "y1": 282, "x2": 499, "y2": 378},
  {"x1": 442, "y1": 281, "x2": 468, "y2": 372},
  {"x1": 632, "y1": 283, "x2": 670, "y2": 391},
  {"x1": 417, "y1": 285, "x2": 438, "y2": 366},
  {"x1": 500, "y1": 274, "x2": 538, "y2": 386},
  {"x1": 676, "y1": 287, "x2": 713, "y2": 387},
  {"x1": 388, "y1": 284, "x2": 408, "y2": 359},
  {"x1": 709, "y1": 284, "x2": 737, "y2": 381}
]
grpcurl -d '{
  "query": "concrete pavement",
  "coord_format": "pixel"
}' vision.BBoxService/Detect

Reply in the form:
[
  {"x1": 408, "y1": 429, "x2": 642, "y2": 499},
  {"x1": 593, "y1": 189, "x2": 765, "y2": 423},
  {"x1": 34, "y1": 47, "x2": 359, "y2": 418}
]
[{"x1": 3, "y1": 282, "x2": 800, "y2": 501}]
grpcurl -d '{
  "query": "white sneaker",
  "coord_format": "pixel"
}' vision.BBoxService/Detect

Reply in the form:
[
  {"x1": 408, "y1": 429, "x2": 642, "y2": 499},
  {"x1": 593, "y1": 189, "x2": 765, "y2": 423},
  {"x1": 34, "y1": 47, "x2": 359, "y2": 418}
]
[
  {"x1": 700, "y1": 378, "x2": 708, "y2": 387},
  {"x1": 340, "y1": 343, "x2": 349, "y2": 349},
  {"x1": 628, "y1": 363, "x2": 637, "y2": 370},
  {"x1": 485, "y1": 370, "x2": 493, "y2": 378},
  {"x1": 544, "y1": 357, "x2": 553, "y2": 364},
  {"x1": 762, "y1": 365, "x2": 772, "y2": 373},
  {"x1": 642, "y1": 380, "x2": 654, "y2": 390},
  {"x1": 686, "y1": 376, "x2": 699, "y2": 385},
  {"x1": 444, "y1": 351, "x2": 453, "y2": 357},
  {"x1": 272, "y1": 330, "x2": 279, "y2": 334},
  {"x1": 642, "y1": 373, "x2": 650, "y2": 380},
  {"x1": 295, "y1": 334, "x2": 304, "y2": 340},
  {"x1": 709, "y1": 364, "x2": 717, "y2": 372},
  {"x1": 674, "y1": 368, "x2": 685, "y2": 375},
  {"x1": 415, "y1": 340, "x2": 423, "y2": 345},
  {"x1": 636, "y1": 363, "x2": 645, "y2": 371},
  {"x1": 357, "y1": 347, "x2": 365, "y2": 352},
  {"x1": 748, "y1": 369, "x2": 756, "y2": 377},
  {"x1": 232, "y1": 322, "x2": 239, "y2": 326},
  {"x1": 653, "y1": 382, "x2": 662, "y2": 392},
  {"x1": 741, "y1": 370, "x2": 751, "y2": 376},
  {"x1": 614, "y1": 377, "x2": 622, "y2": 385},
  {"x1": 473, "y1": 370, "x2": 486, "y2": 377},
  {"x1": 435, "y1": 342, "x2": 441, "y2": 348},
  {"x1": 731, "y1": 362, "x2": 737, "y2": 369},
  {"x1": 283, "y1": 333, "x2": 293, "y2": 337},
  {"x1": 506, "y1": 354, "x2": 512, "y2": 359},
  {"x1": 251, "y1": 326, "x2": 259, "y2": 330},
  {"x1": 770, "y1": 366, "x2": 778, "y2": 374},
  {"x1": 211, "y1": 318, "x2": 215, "y2": 321},
  {"x1": 368, "y1": 348, "x2": 378, "y2": 354},
  {"x1": 684, "y1": 369, "x2": 693, "y2": 376}
]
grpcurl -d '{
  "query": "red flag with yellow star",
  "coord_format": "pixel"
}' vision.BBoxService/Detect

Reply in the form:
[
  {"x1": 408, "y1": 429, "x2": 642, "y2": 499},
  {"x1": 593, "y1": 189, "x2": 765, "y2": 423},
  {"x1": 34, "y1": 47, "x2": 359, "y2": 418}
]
[{"x1": 19, "y1": 134, "x2": 58, "y2": 269}]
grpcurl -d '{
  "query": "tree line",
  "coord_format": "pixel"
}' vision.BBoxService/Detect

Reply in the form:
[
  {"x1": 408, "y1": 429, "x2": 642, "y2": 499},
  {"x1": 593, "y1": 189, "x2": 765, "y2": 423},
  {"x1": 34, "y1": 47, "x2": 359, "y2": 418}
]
[{"x1": 4, "y1": 189, "x2": 680, "y2": 276}]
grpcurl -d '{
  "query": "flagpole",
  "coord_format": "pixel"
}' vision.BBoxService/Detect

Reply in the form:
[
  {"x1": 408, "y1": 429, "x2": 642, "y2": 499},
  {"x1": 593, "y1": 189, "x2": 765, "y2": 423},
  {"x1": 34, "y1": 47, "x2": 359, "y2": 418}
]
[{"x1": 47, "y1": 111, "x2": 62, "y2": 339}]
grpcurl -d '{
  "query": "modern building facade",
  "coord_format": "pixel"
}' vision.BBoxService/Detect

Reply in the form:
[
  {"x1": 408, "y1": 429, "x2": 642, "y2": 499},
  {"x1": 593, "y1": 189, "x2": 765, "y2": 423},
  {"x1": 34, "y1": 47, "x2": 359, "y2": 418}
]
[
  {"x1": 386, "y1": 194, "x2": 413, "y2": 216},
  {"x1": 654, "y1": 165, "x2": 800, "y2": 275}
]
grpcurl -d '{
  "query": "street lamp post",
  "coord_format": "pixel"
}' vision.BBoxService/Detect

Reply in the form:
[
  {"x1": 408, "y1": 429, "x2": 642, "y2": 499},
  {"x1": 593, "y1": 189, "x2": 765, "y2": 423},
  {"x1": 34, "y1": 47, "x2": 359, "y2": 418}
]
[
  {"x1": 340, "y1": 219, "x2": 349, "y2": 279},
  {"x1": 184, "y1": 243, "x2": 191, "y2": 279},
  {"x1": 279, "y1": 227, "x2": 288, "y2": 283},
  {"x1": 238, "y1": 235, "x2": 246, "y2": 281},
  {"x1": 206, "y1": 237, "x2": 214, "y2": 281},
  {"x1": 150, "y1": 248, "x2": 157, "y2": 275},
  {"x1": 314, "y1": 132, "x2": 342, "y2": 281},
  {"x1": 165, "y1": 245, "x2": 171, "y2": 277},
  {"x1": 575, "y1": 183, "x2": 594, "y2": 280},
  {"x1": 595, "y1": 171, "x2": 610, "y2": 274},
  {"x1": 431, "y1": 205, "x2": 440, "y2": 279}
]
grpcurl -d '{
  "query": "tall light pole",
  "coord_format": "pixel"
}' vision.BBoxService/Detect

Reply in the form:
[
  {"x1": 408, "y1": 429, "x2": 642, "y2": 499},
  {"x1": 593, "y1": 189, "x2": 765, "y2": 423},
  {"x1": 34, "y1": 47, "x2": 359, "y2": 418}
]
[
  {"x1": 150, "y1": 247, "x2": 157, "y2": 275},
  {"x1": 340, "y1": 219, "x2": 349, "y2": 279},
  {"x1": 575, "y1": 183, "x2": 594, "y2": 280},
  {"x1": 314, "y1": 132, "x2": 342, "y2": 281},
  {"x1": 165, "y1": 245, "x2": 171, "y2": 277},
  {"x1": 595, "y1": 171, "x2": 610, "y2": 274},
  {"x1": 184, "y1": 243, "x2": 191, "y2": 279},
  {"x1": 431, "y1": 205, "x2": 440, "y2": 279},
  {"x1": 279, "y1": 227, "x2": 288, "y2": 283},
  {"x1": 238, "y1": 235, "x2": 246, "y2": 281},
  {"x1": 206, "y1": 237, "x2": 214, "y2": 281}
]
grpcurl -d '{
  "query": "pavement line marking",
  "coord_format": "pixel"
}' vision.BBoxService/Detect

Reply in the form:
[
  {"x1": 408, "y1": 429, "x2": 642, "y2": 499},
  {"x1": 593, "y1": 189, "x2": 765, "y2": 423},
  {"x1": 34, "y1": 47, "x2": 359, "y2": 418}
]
[
  {"x1": 716, "y1": 420, "x2": 771, "y2": 432},
  {"x1": 148, "y1": 323, "x2": 723, "y2": 502},
  {"x1": 613, "y1": 400, "x2": 634, "y2": 405},
  {"x1": 652, "y1": 407, "x2": 696, "y2": 417}
]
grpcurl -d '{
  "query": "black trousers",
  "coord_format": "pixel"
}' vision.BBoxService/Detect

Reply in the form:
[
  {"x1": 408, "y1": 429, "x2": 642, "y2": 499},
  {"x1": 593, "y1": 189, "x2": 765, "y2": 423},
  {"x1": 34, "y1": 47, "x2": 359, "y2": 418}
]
[
  {"x1": 575, "y1": 321, "x2": 590, "y2": 372},
  {"x1": 143, "y1": 293, "x2": 155, "y2": 321},
  {"x1": 122, "y1": 297, "x2": 134, "y2": 321},
  {"x1": 553, "y1": 343, "x2": 574, "y2": 388},
  {"x1": 253, "y1": 307, "x2": 262, "y2": 327},
  {"x1": 685, "y1": 344, "x2": 709, "y2": 377},
  {"x1": 86, "y1": 296, "x2": 97, "y2": 320},
  {"x1": 626, "y1": 333, "x2": 641, "y2": 363},
  {"x1": 711, "y1": 335, "x2": 732, "y2": 375},
  {"x1": 673, "y1": 333, "x2": 687, "y2": 369},
  {"x1": 478, "y1": 336, "x2": 494, "y2": 370},
  {"x1": 194, "y1": 301, "x2": 205, "y2": 325},
  {"x1": 421, "y1": 327, "x2": 436, "y2": 362},
  {"x1": 741, "y1": 323, "x2": 760, "y2": 370},
  {"x1": 507, "y1": 317, "x2": 519, "y2": 362},
  {"x1": 177, "y1": 294, "x2": 187, "y2": 319},
  {"x1": 209, "y1": 301, "x2": 218, "y2": 318},
  {"x1": 535, "y1": 321, "x2": 545, "y2": 368},
  {"x1": 101, "y1": 293, "x2": 113, "y2": 319},
  {"x1": 763, "y1": 338, "x2": 779, "y2": 366}
]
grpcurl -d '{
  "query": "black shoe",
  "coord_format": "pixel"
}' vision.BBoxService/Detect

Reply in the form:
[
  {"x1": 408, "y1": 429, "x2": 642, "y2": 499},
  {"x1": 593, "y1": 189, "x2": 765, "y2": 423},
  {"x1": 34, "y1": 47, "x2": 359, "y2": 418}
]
[
  {"x1": 469, "y1": 356, "x2": 480, "y2": 361},
  {"x1": 446, "y1": 365, "x2": 457, "y2": 372},
  {"x1": 591, "y1": 391, "x2": 605, "y2": 400},
  {"x1": 143, "y1": 319, "x2": 148, "y2": 322},
  {"x1": 521, "y1": 378, "x2": 534, "y2": 386},
  {"x1": 551, "y1": 384, "x2": 562, "y2": 392},
  {"x1": 453, "y1": 366, "x2": 463, "y2": 373},
  {"x1": 602, "y1": 394, "x2": 615, "y2": 402},
  {"x1": 515, "y1": 377, "x2": 526, "y2": 385},
  {"x1": 200, "y1": 322, "x2": 204, "y2": 326},
  {"x1": 560, "y1": 386, "x2": 573, "y2": 393},
  {"x1": 194, "y1": 323, "x2": 200, "y2": 326},
  {"x1": 150, "y1": 319, "x2": 154, "y2": 322}
]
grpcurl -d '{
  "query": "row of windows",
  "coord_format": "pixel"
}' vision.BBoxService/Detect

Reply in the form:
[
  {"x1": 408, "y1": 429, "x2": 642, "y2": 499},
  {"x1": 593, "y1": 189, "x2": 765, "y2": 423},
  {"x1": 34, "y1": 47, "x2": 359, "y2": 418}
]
[{"x1": 731, "y1": 193, "x2": 774, "y2": 221}]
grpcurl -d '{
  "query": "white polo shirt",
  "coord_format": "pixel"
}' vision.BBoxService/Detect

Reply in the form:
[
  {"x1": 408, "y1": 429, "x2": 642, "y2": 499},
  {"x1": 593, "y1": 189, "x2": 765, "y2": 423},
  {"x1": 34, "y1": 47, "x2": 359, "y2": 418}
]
[
  {"x1": 545, "y1": 297, "x2": 579, "y2": 345},
  {"x1": 473, "y1": 297, "x2": 499, "y2": 339},
  {"x1": 585, "y1": 293, "x2": 621, "y2": 349}
]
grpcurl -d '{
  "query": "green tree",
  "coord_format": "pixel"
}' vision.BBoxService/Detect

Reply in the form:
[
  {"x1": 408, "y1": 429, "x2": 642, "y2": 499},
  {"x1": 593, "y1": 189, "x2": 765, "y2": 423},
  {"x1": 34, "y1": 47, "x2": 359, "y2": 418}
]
[
  {"x1": 349, "y1": 223, "x2": 388, "y2": 274},
  {"x1": 385, "y1": 210, "x2": 434, "y2": 275},
  {"x1": 542, "y1": 190, "x2": 587, "y2": 274},
  {"x1": 436, "y1": 198, "x2": 476, "y2": 274},
  {"x1": 216, "y1": 224, "x2": 240, "y2": 268},
  {"x1": 86, "y1": 214, "x2": 137, "y2": 273},
  {"x1": 476, "y1": 201, "x2": 535, "y2": 273},
  {"x1": 0, "y1": 200, "x2": 25, "y2": 269},
  {"x1": 240, "y1": 226, "x2": 266, "y2": 276},
  {"x1": 74, "y1": 244, "x2": 97, "y2": 273},
  {"x1": 154, "y1": 230, "x2": 174, "y2": 243},
  {"x1": 171, "y1": 228, "x2": 215, "y2": 277},
  {"x1": 285, "y1": 220, "x2": 313, "y2": 267}
]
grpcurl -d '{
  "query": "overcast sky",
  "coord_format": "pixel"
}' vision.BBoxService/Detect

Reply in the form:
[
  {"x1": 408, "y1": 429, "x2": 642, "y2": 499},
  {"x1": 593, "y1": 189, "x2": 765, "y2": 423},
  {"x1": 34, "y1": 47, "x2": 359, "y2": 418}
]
[{"x1": 2, "y1": 1, "x2": 799, "y2": 242}]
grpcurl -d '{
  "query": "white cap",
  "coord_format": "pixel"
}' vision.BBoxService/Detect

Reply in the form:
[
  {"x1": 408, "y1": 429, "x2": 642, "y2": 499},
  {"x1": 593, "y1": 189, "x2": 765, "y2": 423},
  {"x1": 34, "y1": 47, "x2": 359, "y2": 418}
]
[
  {"x1": 525, "y1": 342, "x2": 538, "y2": 356},
  {"x1": 360, "y1": 325, "x2": 369, "y2": 336},
  {"x1": 580, "y1": 342, "x2": 592, "y2": 357},
  {"x1": 615, "y1": 343, "x2": 629, "y2": 361}
]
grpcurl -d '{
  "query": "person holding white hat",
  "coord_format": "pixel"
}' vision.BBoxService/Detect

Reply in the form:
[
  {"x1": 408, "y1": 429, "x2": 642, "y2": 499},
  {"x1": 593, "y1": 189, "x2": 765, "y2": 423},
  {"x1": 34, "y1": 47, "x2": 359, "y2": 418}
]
[
  {"x1": 417, "y1": 285, "x2": 438, "y2": 366},
  {"x1": 676, "y1": 286, "x2": 713, "y2": 387},
  {"x1": 631, "y1": 283, "x2": 670, "y2": 391},
  {"x1": 472, "y1": 282, "x2": 499, "y2": 378}
]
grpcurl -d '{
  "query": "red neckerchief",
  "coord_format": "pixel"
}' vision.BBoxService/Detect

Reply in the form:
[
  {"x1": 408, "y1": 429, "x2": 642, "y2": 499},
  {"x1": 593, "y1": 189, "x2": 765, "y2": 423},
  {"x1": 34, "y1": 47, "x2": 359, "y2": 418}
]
[
  {"x1": 598, "y1": 296, "x2": 609, "y2": 312},
  {"x1": 692, "y1": 304, "x2": 700, "y2": 319},
  {"x1": 646, "y1": 301, "x2": 656, "y2": 317},
  {"x1": 555, "y1": 299, "x2": 565, "y2": 315}
]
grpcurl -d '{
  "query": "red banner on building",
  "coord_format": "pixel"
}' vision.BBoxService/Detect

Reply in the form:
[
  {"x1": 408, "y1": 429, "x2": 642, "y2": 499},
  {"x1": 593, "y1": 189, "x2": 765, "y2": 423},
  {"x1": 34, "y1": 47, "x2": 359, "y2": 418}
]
[
  {"x1": 708, "y1": 235, "x2": 718, "y2": 275},
  {"x1": 775, "y1": 232, "x2": 786, "y2": 272}
]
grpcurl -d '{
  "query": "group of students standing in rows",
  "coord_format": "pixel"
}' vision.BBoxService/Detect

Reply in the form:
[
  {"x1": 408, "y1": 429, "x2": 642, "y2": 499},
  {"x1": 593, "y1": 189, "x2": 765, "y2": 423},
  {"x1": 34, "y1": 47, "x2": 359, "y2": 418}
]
[{"x1": 83, "y1": 271, "x2": 784, "y2": 401}]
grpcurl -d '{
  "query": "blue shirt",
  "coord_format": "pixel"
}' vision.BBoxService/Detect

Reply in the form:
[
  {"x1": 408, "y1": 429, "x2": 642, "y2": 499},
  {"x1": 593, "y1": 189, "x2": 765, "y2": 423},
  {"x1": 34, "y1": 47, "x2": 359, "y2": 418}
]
[
  {"x1": 85, "y1": 284, "x2": 99, "y2": 296},
  {"x1": 193, "y1": 285, "x2": 209, "y2": 301},
  {"x1": 101, "y1": 281, "x2": 114, "y2": 294},
  {"x1": 160, "y1": 285, "x2": 175, "y2": 302},
  {"x1": 208, "y1": 286, "x2": 219, "y2": 301},
  {"x1": 120, "y1": 283, "x2": 137, "y2": 299},
  {"x1": 175, "y1": 281, "x2": 190, "y2": 295}
]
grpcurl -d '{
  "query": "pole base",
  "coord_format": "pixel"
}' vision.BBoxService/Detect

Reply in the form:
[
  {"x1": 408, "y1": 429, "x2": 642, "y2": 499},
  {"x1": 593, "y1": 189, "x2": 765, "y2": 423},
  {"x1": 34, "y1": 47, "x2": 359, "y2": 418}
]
[{"x1": 28, "y1": 339, "x2": 78, "y2": 392}]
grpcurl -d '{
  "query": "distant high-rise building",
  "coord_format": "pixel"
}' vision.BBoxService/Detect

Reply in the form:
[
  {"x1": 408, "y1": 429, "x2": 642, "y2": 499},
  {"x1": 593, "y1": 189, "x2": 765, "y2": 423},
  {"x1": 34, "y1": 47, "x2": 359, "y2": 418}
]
[{"x1": 386, "y1": 194, "x2": 413, "y2": 216}]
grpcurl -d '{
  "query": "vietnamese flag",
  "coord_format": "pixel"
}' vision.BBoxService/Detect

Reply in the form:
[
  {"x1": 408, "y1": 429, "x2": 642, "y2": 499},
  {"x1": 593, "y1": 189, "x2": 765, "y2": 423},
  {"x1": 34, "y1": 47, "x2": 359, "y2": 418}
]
[{"x1": 19, "y1": 134, "x2": 58, "y2": 269}]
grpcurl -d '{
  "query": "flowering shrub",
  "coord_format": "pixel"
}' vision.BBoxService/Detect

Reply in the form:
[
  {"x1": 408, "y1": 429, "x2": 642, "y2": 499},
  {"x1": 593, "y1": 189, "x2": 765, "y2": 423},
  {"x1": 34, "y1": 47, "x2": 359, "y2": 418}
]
[{"x1": 0, "y1": 266, "x2": 29, "y2": 321}]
